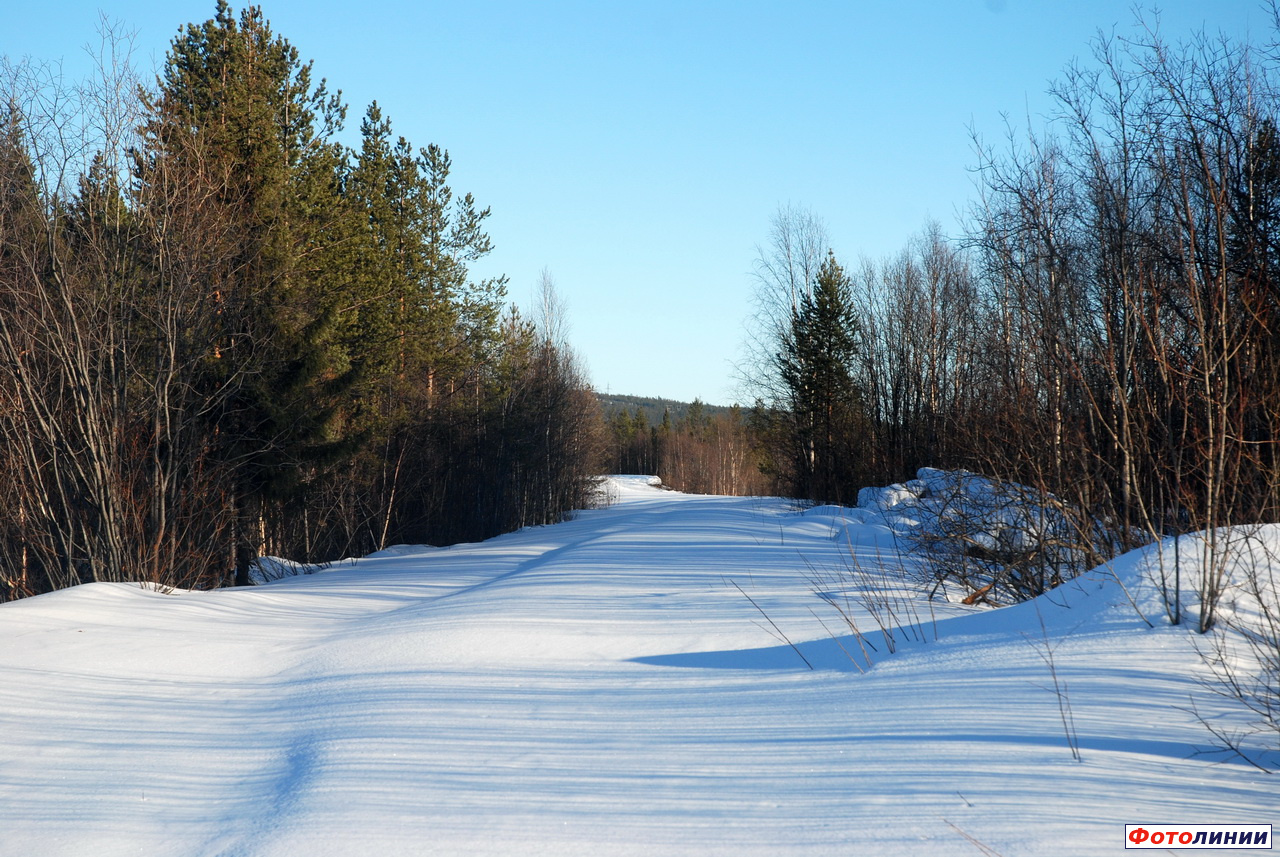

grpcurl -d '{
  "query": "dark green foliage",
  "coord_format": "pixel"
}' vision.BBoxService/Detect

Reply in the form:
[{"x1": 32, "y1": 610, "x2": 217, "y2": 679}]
[
  {"x1": 597, "y1": 393, "x2": 736, "y2": 427},
  {"x1": 606, "y1": 407, "x2": 659, "y2": 475},
  {"x1": 142, "y1": 1, "x2": 359, "y2": 583},
  {"x1": 0, "y1": 2, "x2": 602, "y2": 600},
  {"x1": 775, "y1": 251, "x2": 867, "y2": 504},
  {"x1": 601, "y1": 395, "x2": 771, "y2": 496}
]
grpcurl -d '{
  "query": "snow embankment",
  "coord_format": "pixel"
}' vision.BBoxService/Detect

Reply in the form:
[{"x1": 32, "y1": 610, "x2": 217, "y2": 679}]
[{"x1": 0, "y1": 474, "x2": 1273, "y2": 856}]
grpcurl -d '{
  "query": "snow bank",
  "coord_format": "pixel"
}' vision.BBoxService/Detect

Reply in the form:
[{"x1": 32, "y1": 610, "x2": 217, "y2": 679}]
[
  {"x1": 857, "y1": 468, "x2": 1073, "y2": 544},
  {"x1": 853, "y1": 468, "x2": 1120, "y2": 604},
  {"x1": 0, "y1": 474, "x2": 1274, "y2": 856},
  {"x1": 248, "y1": 555, "x2": 316, "y2": 583}
]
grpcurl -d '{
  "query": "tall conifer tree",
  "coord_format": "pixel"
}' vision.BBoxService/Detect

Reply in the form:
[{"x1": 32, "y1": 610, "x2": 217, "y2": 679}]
[
  {"x1": 778, "y1": 250, "x2": 865, "y2": 503},
  {"x1": 142, "y1": 0, "x2": 355, "y2": 582}
]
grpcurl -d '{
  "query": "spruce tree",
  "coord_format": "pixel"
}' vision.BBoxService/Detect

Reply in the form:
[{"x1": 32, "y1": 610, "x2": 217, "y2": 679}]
[{"x1": 778, "y1": 250, "x2": 865, "y2": 503}]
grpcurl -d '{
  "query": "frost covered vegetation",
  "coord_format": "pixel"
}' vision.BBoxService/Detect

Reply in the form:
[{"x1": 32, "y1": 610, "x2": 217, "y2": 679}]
[{"x1": 0, "y1": 3, "x2": 601, "y2": 599}]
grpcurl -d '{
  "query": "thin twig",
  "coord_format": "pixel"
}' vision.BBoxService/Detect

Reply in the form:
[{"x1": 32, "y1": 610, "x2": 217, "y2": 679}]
[
  {"x1": 943, "y1": 819, "x2": 1007, "y2": 857},
  {"x1": 731, "y1": 579, "x2": 814, "y2": 670},
  {"x1": 1022, "y1": 604, "x2": 1082, "y2": 762}
]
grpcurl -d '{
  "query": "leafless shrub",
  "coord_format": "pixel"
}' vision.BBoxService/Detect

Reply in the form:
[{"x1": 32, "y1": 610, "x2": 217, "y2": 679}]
[
  {"x1": 1192, "y1": 528, "x2": 1280, "y2": 770},
  {"x1": 805, "y1": 532, "x2": 937, "y2": 671},
  {"x1": 1022, "y1": 605, "x2": 1083, "y2": 762},
  {"x1": 878, "y1": 470, "x2": 1124, "y2": 607}
]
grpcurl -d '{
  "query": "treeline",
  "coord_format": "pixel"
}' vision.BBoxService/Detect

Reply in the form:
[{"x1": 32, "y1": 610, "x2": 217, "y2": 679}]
[
  {"x1": 0, "y1": 2, "x2": 601, "y2": 601},
  {"x1": 597, "y1": 394, "x2": 730, "y2": 430},
  {"x1": 604, "y1": 400, "x2": 770, "y2": 496},
  {"x1": 746, "y1": 19, "x2": 1280, "y2": 627},
  {"x1": 747, "y1": 220, "x2": 988, "y2": 505}
]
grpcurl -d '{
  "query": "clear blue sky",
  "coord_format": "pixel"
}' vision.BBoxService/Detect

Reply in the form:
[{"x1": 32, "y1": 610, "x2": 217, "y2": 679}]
[{"x1": 5, "y1": 1, "x2": 1269, "y2": 404}]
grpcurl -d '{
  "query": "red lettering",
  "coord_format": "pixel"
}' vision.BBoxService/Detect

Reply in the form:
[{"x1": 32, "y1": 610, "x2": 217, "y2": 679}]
[{"x1": 1126, "y1": 824, "x2": 1271, "y2": 847}]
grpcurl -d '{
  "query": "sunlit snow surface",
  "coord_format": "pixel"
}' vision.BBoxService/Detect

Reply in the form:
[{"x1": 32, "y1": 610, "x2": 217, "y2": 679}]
[{"x1": 0, "y1": 475, "x2": 1274, "y2": 855}]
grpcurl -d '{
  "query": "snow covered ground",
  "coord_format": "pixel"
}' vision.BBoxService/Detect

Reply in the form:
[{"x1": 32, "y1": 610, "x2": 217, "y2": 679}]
[{"x1": 0, "y1": 475, "x2": 1274, "y2": 855}]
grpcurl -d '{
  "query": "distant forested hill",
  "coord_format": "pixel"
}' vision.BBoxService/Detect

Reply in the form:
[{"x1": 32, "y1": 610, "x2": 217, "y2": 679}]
[{"x1": 595, "y1": 393, "x2": 735, "y2": 426}]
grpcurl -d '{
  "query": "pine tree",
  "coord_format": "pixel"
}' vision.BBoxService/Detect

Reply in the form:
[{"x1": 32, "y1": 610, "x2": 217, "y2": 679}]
[
  {"x1": 0, "y1": 104, "x2": 44, "y2": 283},
  {"x1": 344, "y1": 102, "x2": 506, "y2": 398},
  {"x1": 142, "y1": 0, "x2": 356, "y2": 583},
  {"x1": 336, "y1": 98, "x2": 510, "y2": 551}
]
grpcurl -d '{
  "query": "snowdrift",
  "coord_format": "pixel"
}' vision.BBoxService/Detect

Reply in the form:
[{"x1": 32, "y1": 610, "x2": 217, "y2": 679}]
[
  {"x1": 853, "y1": 467, "x2": 1127, "y2": 604},
  {"x1": 0, "y1": 474, "x2": 1273, "y2": 856}
]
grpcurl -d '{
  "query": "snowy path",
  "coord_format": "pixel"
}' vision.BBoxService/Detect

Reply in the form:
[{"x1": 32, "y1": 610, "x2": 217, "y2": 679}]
[{"x1": 0, "y1": 476, "x2": 1273, "y2": 855}]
